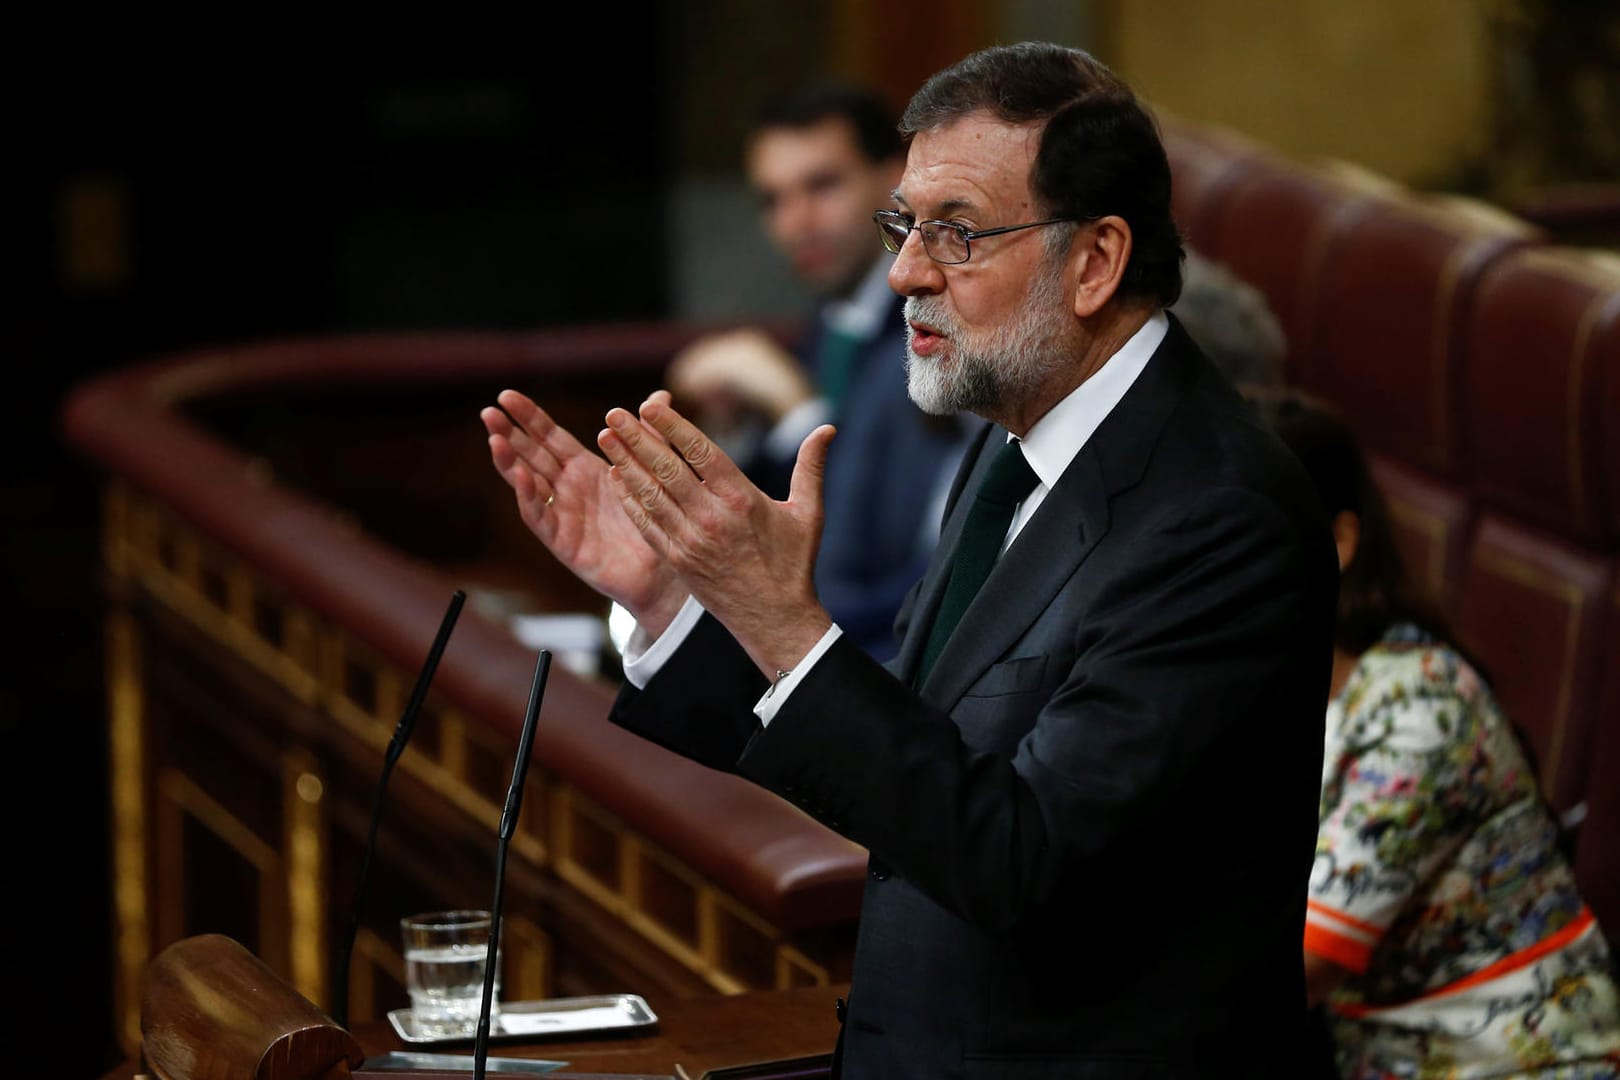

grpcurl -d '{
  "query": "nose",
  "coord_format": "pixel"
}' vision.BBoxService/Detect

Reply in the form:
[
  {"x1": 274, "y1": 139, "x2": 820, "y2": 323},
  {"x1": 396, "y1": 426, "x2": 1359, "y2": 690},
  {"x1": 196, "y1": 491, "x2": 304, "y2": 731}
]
[
  {"x1": 769, "y1": 191, "x2": 815, "y2": 248},
  {"x1": 886, "y1": 228, "x2": 945, "y2": 297}
]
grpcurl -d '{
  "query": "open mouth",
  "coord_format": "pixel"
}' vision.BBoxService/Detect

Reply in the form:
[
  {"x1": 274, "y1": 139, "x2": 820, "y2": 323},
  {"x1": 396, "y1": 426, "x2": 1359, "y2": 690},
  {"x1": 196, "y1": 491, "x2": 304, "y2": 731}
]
[{"x1": 908, "y1": 320, "x2": 945, "y2": 356}]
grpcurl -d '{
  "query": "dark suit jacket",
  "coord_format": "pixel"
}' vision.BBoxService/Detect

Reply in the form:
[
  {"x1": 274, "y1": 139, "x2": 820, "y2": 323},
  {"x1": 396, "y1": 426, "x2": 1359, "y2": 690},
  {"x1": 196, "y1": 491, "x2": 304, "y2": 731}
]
[
  {"x1": 613, "y1": 316, "x2": 1338, "y2": 1078},
  {"x1": 752, "y1": 294, "x2": 973, "y2": 662}
]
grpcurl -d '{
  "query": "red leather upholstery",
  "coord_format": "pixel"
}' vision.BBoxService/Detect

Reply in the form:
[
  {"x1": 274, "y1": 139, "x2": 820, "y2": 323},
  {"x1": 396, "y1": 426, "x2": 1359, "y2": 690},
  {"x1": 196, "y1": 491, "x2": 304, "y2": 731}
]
[
  {"x1": 1465, "y1": 248, "x2": 1620, "y2": 546},
  {"x1": 1189, "y1": 157, "x2": 1385, "y2": 384},
  {"x1": 1455, "y1": 515, "x2": 1615, "y2": 817},
  {"x1": 1368, "y1": 453, "x2": 1474, "y2": 618},
  {"x1": 1307, "y1": 197, "x2": 1539, "y2": 478},
  {"x1": 1159, "y1": 117, "x2": 1264, "y2": 254},
  {"x1": 1595, "y1": 263, "x2": 1620, "y2": 540}
]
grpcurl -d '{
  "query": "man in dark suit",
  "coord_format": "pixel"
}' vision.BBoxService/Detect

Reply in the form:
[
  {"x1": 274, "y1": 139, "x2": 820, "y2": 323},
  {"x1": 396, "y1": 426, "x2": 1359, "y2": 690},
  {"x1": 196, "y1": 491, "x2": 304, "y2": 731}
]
[
  {"x1": 484, "y1": 41, "x2": 1337, "y2": 1077},
  {"x1": 667, "y1": 80, "x2": 973, "y2": 660}
]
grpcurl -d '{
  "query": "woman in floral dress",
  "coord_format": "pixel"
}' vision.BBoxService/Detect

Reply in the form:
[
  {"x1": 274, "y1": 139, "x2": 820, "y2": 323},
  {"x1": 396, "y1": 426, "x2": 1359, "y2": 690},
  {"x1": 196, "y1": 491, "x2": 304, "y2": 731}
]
[{"x1": 1258, "y1": 390, "x2": 1620, "y2": 1078}]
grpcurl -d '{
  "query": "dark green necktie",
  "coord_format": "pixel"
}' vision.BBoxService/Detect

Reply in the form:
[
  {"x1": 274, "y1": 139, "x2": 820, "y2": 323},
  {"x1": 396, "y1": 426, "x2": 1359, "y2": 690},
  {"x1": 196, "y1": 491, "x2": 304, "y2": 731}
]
[
  {"x1": 916, "y1": 439, "x2": 1040, "y2": 685},
  {"x1": 817, "y1": 327, "x2": 862, "y2": 416}
]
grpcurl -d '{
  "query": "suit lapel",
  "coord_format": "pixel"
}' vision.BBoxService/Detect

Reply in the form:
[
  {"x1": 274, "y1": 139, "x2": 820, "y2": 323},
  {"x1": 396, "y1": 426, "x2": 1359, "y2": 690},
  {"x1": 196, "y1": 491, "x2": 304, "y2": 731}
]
[{"x1": 904, "y1": 316, "x2": 1206, "y2": 707}]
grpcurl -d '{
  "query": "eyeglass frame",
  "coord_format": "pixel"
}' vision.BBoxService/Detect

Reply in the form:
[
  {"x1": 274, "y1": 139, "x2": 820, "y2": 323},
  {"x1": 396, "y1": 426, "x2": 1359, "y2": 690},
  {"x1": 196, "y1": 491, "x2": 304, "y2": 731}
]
[{"x1": 872, "y1": 208, "x2": 1089, "y2": 265}]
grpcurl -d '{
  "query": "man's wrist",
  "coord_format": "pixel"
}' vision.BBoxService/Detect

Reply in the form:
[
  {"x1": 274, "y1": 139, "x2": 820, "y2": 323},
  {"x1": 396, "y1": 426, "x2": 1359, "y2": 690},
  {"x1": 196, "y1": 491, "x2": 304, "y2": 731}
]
[
  {"x1": 754, "y1": 623, "x2": 843, "y2": 725},
  {"x1": 627, "y1": 581, "x2": 692, "y2": 640},
  {"x1": 622, "y1": 594, "x2": 705, "y2": 689},
  {"x1": 736, "y1": 609, "x2": 835, "y2": 685}
]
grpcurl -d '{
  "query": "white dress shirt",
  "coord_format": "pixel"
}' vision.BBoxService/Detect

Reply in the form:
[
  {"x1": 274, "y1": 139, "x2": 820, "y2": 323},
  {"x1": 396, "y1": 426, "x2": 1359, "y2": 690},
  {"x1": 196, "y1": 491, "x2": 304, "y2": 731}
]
[{"x1": 623, "y1": 310, "x2": 1170, "y2": 727}]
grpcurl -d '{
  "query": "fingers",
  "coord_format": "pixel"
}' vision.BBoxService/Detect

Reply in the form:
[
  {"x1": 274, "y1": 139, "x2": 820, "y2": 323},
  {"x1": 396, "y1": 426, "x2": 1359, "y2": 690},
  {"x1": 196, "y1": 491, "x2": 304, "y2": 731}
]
[
  {"x1": 605, "y1": 464, "x2": 674, "y2": 556},
  {"x1": 484, "y1": 392, "x2": 575, "y2": 535},
  {"x1": 597, "y1": 407, "x2": 690, "y2": 519},
  {"x1": 788, "y1": 424, "x2": 837, "y2": 512},
  {"x1": 487, "y1": 431, "x2": 556, "y2": 534},
  {"x1": 598, "y1": 398, "x2": 738, "y2": 557},
  {"x1": 637, "y1": 397, "x2": 743, "y2": 487},
  {"x1": 491, "y1": 390, "x2": 577, "y2": 472}
]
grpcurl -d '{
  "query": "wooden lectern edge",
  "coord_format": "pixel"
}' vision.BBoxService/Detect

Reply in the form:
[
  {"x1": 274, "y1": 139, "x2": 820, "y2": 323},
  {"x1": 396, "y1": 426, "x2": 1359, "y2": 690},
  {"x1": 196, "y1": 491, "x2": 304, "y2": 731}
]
[{"x1": 141, "y1": 934, "x2": 364, "y2": 1080}]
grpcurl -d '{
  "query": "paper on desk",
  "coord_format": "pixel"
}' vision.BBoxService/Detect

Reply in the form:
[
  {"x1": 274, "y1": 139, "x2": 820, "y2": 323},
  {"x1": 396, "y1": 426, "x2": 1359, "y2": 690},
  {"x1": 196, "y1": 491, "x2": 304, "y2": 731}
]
[
  {"x1": 508, "y1": 613, "x2": 605, "y2": 675},
  {"x1": 365, "y1": 1050, "x2": 566, "y2": 1074}
]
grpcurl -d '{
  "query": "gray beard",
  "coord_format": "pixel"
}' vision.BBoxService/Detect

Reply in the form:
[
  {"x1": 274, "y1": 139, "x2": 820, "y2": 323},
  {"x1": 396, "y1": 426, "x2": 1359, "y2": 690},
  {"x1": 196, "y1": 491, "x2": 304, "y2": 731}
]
[{"x1": 904, "y1": 269, "x2": 1072, "y2": 417}]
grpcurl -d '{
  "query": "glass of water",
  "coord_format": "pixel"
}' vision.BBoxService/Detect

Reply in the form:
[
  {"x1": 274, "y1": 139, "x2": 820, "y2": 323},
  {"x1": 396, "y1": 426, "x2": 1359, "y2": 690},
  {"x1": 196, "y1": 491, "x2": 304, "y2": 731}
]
[{"x1": 400, "y1": 909, "x2": 502, "y2": 1037}]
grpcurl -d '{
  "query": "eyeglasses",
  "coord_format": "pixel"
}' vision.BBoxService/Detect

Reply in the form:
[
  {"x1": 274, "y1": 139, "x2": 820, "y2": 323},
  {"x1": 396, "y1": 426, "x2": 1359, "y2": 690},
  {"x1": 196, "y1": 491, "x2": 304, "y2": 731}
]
[{"x1": 873, "y1": 209, "x2": 1082, "y2": 265}]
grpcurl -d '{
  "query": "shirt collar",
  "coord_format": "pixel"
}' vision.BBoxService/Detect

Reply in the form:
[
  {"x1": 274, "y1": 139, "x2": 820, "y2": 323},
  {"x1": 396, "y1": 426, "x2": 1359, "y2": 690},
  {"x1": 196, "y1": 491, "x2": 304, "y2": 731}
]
[
  {"x1": 1015, "y1": 310, "x2": 1169, "y2": 490},
  {"x1": 823, "y1": 256, "x2": 898, "y2": 339}
]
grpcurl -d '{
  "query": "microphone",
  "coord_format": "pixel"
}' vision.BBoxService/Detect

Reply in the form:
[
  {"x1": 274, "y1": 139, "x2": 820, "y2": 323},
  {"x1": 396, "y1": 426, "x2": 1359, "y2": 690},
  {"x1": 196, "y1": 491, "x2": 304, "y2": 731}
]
[
  {"x1": 333, "y1": 589, "x2": 467, "y2": 1029},
  {"x1": 473, "y1": 648, "x2": 552, "y2": 1080}
]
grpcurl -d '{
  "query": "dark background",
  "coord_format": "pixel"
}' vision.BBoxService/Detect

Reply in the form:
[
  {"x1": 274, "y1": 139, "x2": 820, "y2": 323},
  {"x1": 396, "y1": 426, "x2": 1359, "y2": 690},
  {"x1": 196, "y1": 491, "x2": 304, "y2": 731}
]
[{"x1": 6, "y1": 34, "x2": 671, "y2": 1074}]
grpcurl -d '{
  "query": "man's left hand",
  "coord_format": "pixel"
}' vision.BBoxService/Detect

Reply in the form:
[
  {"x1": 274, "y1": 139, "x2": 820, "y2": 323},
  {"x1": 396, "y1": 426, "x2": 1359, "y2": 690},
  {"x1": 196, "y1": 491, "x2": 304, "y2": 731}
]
[{"x1": 597, "y1": 396, "x2": 837, "y2": 680}]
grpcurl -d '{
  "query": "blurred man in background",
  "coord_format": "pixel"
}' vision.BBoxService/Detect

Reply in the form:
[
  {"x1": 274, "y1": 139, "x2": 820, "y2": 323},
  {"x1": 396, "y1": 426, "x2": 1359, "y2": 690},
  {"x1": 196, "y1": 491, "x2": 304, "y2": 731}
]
[{"x1": 668, "y1": 79, "x2": 973, "y2": 662}]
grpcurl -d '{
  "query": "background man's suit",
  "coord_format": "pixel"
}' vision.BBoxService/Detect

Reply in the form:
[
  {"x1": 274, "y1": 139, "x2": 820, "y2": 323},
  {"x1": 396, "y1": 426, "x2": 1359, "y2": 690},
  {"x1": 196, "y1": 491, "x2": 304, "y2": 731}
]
[
  {"x1": 748, "y1": 292, "x2": 972, "y2": 661},
  {"x1": 614, "y1": 316, "x2": 1338, "y2": 1078}
]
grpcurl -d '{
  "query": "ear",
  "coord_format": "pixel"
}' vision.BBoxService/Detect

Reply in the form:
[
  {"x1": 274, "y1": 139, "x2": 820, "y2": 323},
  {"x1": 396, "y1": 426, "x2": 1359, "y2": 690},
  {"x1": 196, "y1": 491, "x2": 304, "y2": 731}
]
[
  {"x1": 1070, "y1": 215, "x2": 1133, "y2": 319},
  {"x1": 1331, "y1": 510, "x2": 1361, "y2": 573}
]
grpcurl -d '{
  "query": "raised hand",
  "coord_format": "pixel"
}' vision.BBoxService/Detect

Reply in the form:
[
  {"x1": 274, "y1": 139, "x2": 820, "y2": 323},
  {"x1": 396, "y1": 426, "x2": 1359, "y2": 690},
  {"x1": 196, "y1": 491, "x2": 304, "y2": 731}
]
[
  {"x1": 595, "y1": 395, "x2": 837, "y2": 679},
  {"x1": 481, "y1": 389, "x2": 689, "y2": 637}
]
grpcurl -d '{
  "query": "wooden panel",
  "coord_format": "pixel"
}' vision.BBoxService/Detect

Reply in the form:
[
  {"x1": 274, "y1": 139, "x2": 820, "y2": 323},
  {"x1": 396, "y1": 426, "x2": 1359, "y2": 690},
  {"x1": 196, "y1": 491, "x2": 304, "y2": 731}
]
[{"x1": 68, "y1": 328, "x2": 868, "y2": 1054}]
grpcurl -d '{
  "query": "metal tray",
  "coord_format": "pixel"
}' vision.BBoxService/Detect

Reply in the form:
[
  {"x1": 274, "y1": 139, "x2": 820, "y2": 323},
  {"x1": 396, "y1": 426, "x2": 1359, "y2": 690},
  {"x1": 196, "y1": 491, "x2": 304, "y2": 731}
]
[{"x1": 388, "y1": 994, "x2": 659, "y2": 1045}]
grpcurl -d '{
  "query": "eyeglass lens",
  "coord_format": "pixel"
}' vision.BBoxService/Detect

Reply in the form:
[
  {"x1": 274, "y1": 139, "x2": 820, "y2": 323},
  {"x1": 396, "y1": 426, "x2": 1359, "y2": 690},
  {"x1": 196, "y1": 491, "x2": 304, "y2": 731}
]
[{"x1": 875, "y1": 214, "x2": 968, "y2": 264}]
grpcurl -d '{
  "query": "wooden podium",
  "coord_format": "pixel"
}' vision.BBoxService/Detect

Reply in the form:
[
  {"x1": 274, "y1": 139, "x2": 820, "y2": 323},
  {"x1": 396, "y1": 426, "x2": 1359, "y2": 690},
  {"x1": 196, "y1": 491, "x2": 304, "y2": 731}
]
[{"x1": 118, "y1": 934, "x2": 840, "y2": 1080}]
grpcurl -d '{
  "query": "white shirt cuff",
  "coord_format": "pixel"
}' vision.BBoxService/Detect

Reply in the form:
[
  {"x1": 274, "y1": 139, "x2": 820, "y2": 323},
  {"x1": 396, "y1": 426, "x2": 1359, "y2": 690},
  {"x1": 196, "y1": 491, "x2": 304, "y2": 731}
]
[
  {"x1": 753, "y1": 624, "x2": 844, "y2": 727},
  {"x1": 621, "y1": 594, "x2": 703, "y2": 689},
  {"x1": 764, "y1": 397, "x2": 832, "y2": 461}
]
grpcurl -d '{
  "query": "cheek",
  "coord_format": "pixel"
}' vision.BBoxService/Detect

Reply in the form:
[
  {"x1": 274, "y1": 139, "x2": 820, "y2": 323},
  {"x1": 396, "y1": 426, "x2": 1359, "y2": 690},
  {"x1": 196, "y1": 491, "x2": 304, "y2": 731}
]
[
  {"x1": 816, "y1": 190, "x2": 869, "y2": 240},
  {"x1": 762, "y1": 208, "x2": 795, "y2": 246},
  {"x1": 947, "y1": 276, "x2": 1009, "y2": 333}
]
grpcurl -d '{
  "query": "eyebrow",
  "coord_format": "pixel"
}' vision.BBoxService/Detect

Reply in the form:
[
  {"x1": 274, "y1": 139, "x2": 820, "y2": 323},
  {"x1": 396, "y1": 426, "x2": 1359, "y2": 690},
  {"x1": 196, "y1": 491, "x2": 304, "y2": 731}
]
[{"x1": 889, "y1": 190, "x2": 981, "y2": 218}]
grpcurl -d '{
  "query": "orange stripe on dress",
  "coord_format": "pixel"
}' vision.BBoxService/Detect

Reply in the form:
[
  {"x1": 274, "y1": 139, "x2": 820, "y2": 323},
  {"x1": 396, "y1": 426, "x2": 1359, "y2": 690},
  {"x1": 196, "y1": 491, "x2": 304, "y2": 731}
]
[
  {"x1": 1307, "y1": 898, "x2": 1386, "y2": 939},
  {"x1": 1331, "y1": 907, "x2": 1596, "y2": 1019},
  {"x1": 1305, "y1": 921, "x2": 1373, "y2": 973}
]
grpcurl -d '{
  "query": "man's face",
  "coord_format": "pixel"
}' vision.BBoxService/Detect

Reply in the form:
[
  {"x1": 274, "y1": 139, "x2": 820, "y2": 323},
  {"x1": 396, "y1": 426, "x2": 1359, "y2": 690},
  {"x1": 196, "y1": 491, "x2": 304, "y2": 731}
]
[
  {"x1": 887, "y1": 113, "x2": 1078, "y2": 419},
  {"x1": 748, "y1": 117, "x2": 899, "y2": 297}
]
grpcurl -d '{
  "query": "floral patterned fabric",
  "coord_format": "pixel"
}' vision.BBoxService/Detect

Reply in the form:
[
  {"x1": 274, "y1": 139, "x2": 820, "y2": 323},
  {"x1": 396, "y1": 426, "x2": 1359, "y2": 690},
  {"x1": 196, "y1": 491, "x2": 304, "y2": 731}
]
[{"x1": 1307, "y1": 625, "x2": 1620, "y2": 1078}]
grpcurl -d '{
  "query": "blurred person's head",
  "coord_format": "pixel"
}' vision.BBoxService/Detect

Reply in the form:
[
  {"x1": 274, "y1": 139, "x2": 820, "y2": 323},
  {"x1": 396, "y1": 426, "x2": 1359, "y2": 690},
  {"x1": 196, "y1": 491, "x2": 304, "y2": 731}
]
[
  {"x1": 747, "y1": 79, "x2": 905, "y2": 298},
  {"x1": 1247, "y1": 388, "x2": 1449, "y2": 656},
  {"x1": 883, "y1": 42, "x2": 1184, "y2": 430},
  {"x1": 1171, "y1": 250, "x2": 1286, "y2": 390}
]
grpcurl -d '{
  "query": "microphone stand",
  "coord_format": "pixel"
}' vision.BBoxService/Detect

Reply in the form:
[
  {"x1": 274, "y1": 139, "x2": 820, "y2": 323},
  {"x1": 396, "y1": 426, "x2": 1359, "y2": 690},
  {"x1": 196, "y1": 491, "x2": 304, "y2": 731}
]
[
  {"x1": 334, "y1": 589, "x2": 466, "y2": 1029},
  {"x1": 473, "y1": 648, "x2": 551, "y2": 1080}
]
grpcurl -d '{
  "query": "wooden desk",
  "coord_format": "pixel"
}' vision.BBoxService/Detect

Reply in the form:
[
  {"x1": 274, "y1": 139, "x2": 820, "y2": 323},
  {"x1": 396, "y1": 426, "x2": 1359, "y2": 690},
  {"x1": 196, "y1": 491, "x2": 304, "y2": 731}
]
[{"x1": 100, "y1": 984, "x2": 845, "y2": 1080}]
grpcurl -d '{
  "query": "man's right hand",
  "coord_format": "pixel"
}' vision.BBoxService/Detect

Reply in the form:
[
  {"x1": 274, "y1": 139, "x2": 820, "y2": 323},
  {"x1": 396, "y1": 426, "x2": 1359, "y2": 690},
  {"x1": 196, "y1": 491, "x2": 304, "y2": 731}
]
[
  {"x1": 666, "y1": 328, "x2": 815, "y2": 424},
  {"x1": 481, "y1": 389, "x2": 689, "y2": 638}
]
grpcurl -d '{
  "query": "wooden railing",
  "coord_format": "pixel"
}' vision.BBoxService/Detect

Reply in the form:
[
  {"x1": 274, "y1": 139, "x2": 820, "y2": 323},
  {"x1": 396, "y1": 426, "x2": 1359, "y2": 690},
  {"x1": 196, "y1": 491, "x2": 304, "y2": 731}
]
[{"x1": 62, "y1": 322, "x2": 864, "y2": 1056}]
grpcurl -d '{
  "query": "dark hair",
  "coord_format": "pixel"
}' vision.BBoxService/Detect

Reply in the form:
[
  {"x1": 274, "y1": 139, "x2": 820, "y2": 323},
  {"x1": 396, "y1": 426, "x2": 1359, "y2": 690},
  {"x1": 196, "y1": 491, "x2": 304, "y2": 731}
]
[
  {"x1": 1247, "y1": 388, "x2": 1453, "y2": 655},
  {"x1": 900, "y1": 41, "x2": 1184, "y2": 306},
  {"x1": 751, "y1": 78, "x2": 903, "y2": 165}
]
